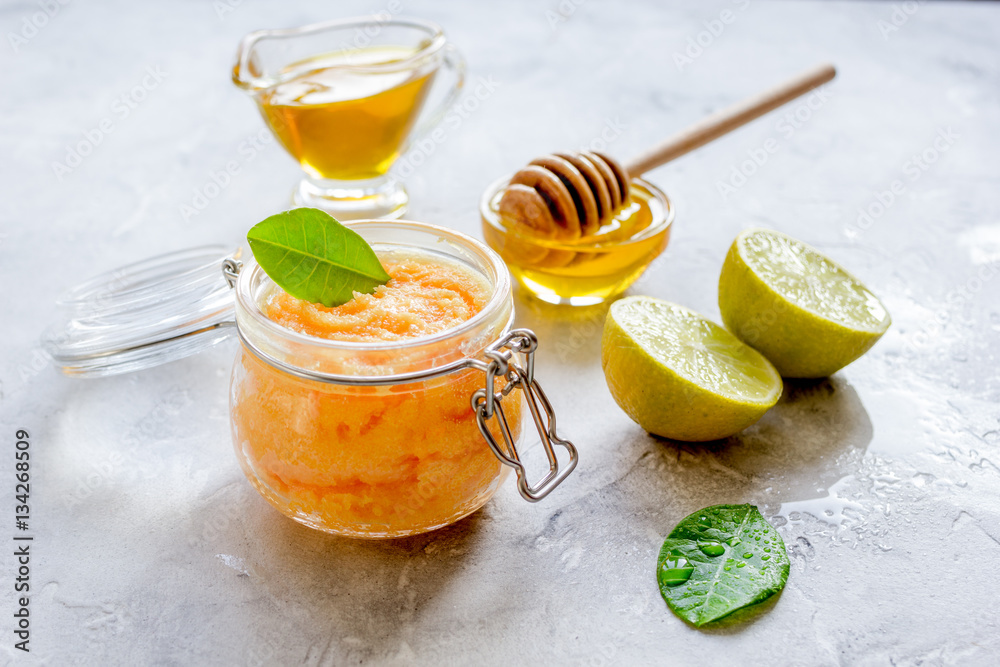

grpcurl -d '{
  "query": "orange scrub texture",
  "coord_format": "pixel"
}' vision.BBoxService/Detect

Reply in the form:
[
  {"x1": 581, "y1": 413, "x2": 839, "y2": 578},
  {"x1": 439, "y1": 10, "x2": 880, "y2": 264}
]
[
  {"x1": 265, "y1": 256, "x2": 488, "y2": 342},
  {"x1": 231, "y1": 253, "x2": 520, "y2": 537}
]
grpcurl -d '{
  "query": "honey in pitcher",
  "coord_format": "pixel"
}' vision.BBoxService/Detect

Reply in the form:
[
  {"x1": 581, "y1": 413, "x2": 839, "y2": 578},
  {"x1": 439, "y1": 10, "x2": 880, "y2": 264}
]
[{"x1": 256, "y1": 47, "x2": 437, "y2": 181}]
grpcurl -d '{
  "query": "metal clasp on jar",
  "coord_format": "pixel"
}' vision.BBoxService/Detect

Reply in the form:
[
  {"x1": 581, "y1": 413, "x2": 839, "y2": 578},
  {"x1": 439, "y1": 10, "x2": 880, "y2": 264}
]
[
  {"x1": 470, "y1": 329, "x2": 579, "y2": 502},
  {"x1": 222, "y1": 257, "x2": 243, "y2": 288}
]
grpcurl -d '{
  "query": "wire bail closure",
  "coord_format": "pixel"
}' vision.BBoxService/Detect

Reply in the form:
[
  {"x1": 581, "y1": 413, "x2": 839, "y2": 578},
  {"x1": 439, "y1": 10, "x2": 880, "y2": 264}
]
[
  {"x1": 222, "y1": 258, "x2": 243, "y2": 288},
  {"x1": 471, "y1": 329, "x2": 579, "y2": 502},
  {"x1": 224, "y1": 260, "x2": 578, "y2": 503}
]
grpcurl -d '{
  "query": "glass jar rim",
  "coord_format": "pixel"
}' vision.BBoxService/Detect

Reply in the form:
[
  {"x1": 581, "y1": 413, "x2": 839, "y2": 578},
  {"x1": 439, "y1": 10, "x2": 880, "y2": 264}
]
[
  {"x1": 479, "y1": 174, "x2": 675, "y2": 250},
  {"x1": 233, "y1": 16, "x2": 448, "y2": 90},
  {"x1": 234, "y1": 220, "x2": 512, "y2": 356}
]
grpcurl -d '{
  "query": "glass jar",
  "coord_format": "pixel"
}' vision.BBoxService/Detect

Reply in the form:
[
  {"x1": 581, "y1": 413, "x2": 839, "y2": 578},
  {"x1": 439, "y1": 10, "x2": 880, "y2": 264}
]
[
  {"x1": 233, "y1": 221, "x2": 522, "y2": 537},
  {"x1": 44, "y1": 221, "x2": 578, "y2": 539}
]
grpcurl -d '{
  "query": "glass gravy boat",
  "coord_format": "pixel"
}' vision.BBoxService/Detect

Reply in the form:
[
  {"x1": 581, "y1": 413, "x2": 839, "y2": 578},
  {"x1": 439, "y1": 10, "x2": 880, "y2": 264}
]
[{"x1": 233, "y1": 16, "x2": 465, "y2": 220}]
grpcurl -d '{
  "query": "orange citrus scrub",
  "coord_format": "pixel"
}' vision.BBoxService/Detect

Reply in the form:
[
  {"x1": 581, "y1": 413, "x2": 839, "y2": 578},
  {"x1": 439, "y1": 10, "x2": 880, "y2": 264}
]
[{"x1": 230, "y1": 251, "x2": 521, "y2": 538}]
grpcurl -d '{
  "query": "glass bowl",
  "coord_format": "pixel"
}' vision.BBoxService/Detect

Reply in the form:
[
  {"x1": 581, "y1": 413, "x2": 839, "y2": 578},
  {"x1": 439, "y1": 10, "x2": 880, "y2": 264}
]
[{"x1": 480, "y1": 176, "x2": 674, "y2": 306}]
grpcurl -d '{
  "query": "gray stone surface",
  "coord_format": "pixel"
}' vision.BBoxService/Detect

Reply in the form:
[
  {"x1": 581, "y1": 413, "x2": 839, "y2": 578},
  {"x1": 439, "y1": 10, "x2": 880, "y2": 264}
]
[{"x1": 2, "y1": 0, "x2": 999, "y2": 665}]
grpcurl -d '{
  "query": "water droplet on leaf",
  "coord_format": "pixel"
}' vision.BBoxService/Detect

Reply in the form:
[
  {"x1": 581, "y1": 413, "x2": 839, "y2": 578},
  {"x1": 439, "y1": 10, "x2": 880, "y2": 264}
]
[
  {"x1": 660, "y1": 553, "x2": 694, "y2": 587},
  {"x1": 698, "y1": 541, "x2": 725, "y2": 557}
]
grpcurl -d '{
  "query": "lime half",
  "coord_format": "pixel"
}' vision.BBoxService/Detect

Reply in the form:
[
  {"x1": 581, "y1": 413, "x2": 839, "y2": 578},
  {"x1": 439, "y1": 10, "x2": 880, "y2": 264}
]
[
  {"x1": 602, "y1": 297, "x2": 782, "y2": 442},
  {"x1": 719, "y1": 228, "x2": 891, "y2": 378}
]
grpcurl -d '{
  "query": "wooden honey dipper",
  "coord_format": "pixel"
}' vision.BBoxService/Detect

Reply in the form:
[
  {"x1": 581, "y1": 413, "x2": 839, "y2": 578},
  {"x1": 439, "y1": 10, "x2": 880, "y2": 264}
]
[{"x1": 499, "y1": 63, "x2": 836, "y2": 240}]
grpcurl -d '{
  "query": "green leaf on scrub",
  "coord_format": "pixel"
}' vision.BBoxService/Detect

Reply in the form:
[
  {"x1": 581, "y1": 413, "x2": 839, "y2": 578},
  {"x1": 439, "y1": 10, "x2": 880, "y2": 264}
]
[{"x1": 247, "y1": 208, "x2": 390, "y2": 307}]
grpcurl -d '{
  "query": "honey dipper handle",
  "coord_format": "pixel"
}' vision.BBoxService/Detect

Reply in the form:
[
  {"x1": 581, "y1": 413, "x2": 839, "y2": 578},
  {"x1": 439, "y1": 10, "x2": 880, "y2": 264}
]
[{"x1": 623, "y1": 63, "x2": 836, "y2": 176}]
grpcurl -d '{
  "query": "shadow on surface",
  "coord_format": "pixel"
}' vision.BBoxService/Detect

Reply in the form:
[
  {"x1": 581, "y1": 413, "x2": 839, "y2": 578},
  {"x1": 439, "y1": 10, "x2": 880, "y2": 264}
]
[
  {"x1": 693, "y1": 589, "x2": 785, "y2": 634},
  {"x1": 535, "y1": 376, "x2": 874, "y2": 637},
  {"x1": 223, "y1": 490, "x2": 492, "y2": 661},
  {"x1": 642, "y1": 375, "x2": 874, "y2": 516}
]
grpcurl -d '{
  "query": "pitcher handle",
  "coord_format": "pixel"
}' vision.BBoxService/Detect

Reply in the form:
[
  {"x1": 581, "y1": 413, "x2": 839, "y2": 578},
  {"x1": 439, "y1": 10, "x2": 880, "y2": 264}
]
[{"x1": 400, "y1": 43, "x2": 466, "y2": 155}]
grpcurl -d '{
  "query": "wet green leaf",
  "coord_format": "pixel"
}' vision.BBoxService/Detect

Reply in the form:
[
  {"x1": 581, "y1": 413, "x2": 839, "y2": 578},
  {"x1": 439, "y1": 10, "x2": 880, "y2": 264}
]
[{"x1": 657, "y1": 504, "x2": 789, "y2": 627}]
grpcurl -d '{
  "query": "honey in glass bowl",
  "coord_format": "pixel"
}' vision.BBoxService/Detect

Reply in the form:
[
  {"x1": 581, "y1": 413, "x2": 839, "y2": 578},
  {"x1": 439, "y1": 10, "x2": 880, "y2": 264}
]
[{"x1": 481, "y1": 177, "x2": 674, "y2": 306}]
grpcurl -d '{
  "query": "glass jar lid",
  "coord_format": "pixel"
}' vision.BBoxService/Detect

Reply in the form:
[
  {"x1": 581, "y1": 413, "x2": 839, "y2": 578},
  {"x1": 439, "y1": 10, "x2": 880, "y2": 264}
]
[{"x1": 43, "y1": 245, "x2": 240, "y2": 377}]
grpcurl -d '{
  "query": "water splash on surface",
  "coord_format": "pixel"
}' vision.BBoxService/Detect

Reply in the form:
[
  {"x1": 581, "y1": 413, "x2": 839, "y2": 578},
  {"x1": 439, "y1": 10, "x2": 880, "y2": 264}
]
[
  {"x1": 957, "y1": 225, "x2": 1000, "y2": 265},
  {"x1": 776, "y1": 475, "x2": 864, "y2": 526},
  {"x1": 216, "y1": 554, "x2": 249, "y2": 576}
]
